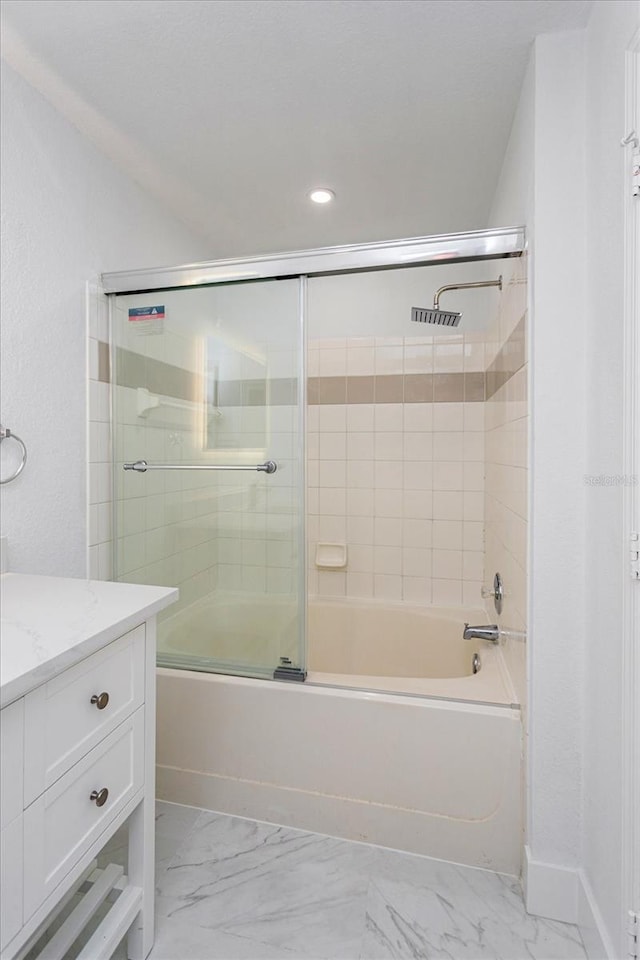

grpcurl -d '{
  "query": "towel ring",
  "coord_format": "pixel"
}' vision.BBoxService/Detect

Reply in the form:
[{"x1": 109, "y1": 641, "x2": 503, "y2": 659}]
[{"x1": 0, "y1": 425, "x2": 27, "y2": 484}]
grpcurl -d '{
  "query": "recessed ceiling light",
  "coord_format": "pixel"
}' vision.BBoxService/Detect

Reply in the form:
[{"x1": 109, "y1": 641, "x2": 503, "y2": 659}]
[{"x1": 308, "y1": 188, "x2": 335, "y2": 204}]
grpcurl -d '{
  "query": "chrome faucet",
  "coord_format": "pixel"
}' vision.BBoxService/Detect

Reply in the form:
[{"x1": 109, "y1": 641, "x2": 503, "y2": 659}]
[{"x1": 463, "y1": 623, "x2": 500, "y2": 643}]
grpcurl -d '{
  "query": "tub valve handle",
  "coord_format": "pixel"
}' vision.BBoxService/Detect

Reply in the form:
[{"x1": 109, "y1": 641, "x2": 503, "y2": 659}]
[
  {"x1": 481, "y1": 572, "x2": 503, "y2": 615},
  {"x1": 463, "y1": 623, "x2": 500, "y2": 643}
]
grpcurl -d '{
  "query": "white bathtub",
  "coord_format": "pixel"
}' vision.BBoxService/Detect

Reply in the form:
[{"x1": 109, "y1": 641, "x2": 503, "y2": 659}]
[
  {"x1": 308, "y1": 598, "x2": 516, "y2": 706},
  {"x1": 156, "y1": 594, "x2": 522, "y2": 873},
  {"x1": 159, "y1": 593, "x2": 516, "y2": 706}
]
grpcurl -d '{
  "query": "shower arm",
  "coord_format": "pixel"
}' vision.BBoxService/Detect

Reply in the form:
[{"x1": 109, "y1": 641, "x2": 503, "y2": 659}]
[{"x1": 433, "y1": 276, "x2": 502, "y2": 309}]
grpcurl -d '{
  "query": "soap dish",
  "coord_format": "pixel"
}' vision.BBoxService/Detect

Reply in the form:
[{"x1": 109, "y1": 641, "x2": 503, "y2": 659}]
[{"x1": 315, "y1": 542, "x2": 347, "y2": 569}]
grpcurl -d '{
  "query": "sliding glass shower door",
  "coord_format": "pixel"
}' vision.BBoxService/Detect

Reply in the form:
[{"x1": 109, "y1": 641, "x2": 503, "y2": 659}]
[{"x1": 111, "y1": 278, "x2": 305, "y2": 680}]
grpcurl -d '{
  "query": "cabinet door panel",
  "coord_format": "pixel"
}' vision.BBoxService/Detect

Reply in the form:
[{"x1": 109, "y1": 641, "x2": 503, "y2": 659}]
[
  {"x1": 24, "y1": 626, "x2": 145, "y2": 805},
  {"x1": 23, "y1": 710, "x2": 143, "y2": 921}
]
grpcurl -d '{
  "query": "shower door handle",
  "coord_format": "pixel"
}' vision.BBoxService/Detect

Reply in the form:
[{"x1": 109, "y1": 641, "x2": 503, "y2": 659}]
[{"x1": 123, "y1": 459, "x2": 278, "y2": 474}]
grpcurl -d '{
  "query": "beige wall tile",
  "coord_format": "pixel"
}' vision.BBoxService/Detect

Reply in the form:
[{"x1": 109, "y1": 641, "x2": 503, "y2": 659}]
[
  {"x1": 403, "y1": 577, "x2": 432, "y2": 603},
  {"x1": 433, "y1": 402, "x2": 464, "y2": 432},
  {"x1": 347, "y1": 347, "x2": 375, "y2": 376},
  {"x1": 375, "y1": 517, "x2": 403, "y2": 547},
  {"x1": 319, "y1": 348, "x2": 347, "y2": 377},
  {"x1": 347, "y1": 403, "x2": 375, "y2": 430},
  {"x1": 375, "y1": 374, "x2": 404, "y2": 402},
  {"x1": 346, "y1": 376, "x2": 375, "y2": 403},
  {"x1": 433, "y1": 461, "x2": 464, "y2": 491},
  {"x1": 434, "y1": 373, "x2": 465, "y2": 402},
  {"x1": 433, "y1": 549, "x2": 463, "y2": 579},
  {"x1": 318, "y1": 376, "x2": 347, "y2": 404},
  {"x1": 404, "y1": 374, "x2": 433, "y2": 402},
  {"x1": 402, "y1": 547, "x2": 431, "y2": 578},
  {"x1": 375, "y1": 345, "x2": 404, "y2": 374},
  {"x1": 347, "y1": 460, "x2": 374, "y2": 488},
  {"x1": 347, "y1": 572, "x2": 374, "y2": 598},
  {"x1": 403, "y1": 402, "x2": 433, "y2": 431},
  {"x1": 375, "y1": 403, "x2": 404, "y2": 431},
  {"x1": 404, "y1": 342, "x2": 433, "y2": 374},
  {"x1": 375, "y1": 460, "x2": 404, "y2": 488},
  {"x1": 373, "y1": 574, "x2": 403, "y2": 600},
  {"x1": 432, "y1": 578, "x2": 463, "y2": 605},
  {"x1": 347, "y1": 516, "x2": 374, "y2": 544}
]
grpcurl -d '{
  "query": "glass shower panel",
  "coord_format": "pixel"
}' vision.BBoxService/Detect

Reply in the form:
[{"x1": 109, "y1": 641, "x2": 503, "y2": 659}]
[{"x1": 111, "y1": 279, "x2": 305, "y2": 680}]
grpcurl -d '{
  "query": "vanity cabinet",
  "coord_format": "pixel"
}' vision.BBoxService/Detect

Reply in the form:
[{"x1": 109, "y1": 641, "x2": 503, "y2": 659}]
[
  {"x1": 1, "y1": 698, "x2": 24, "y2": 950},
  {"x1": 0, "y1": 575, "x2": 177, "y2": 960}
]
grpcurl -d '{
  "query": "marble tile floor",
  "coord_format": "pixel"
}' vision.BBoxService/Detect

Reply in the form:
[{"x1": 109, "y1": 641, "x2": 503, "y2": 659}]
[{"x1": 48, "y1": 801, "x2": 589, "y2": 960}]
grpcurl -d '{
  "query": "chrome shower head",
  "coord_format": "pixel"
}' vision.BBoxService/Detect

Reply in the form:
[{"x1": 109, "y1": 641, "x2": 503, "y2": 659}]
[
  {"x1": 411, "y1": 307, "x2": 461, "y2": 327},
  {"x1": 411, "y1": 275, "x2": 502, "y2": 327}
]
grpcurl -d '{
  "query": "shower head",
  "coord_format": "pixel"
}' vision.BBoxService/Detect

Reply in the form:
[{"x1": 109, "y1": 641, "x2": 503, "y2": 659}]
[
  {"x1": 411, "y1": 275, "x2": 502, "y2": 327},
  {"x1": 411, "y1": 306, "x2": 461, "y2": 327}
]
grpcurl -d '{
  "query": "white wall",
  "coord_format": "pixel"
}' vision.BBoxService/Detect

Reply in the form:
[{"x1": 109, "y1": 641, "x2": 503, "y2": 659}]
[
  {"x1": 490, "y1": 4, "x2": 640, "y2": 955},
  {"x1": 0, "y1": 61, "x2": 206, "y2": 577},
  {"x1": 489, "y1": 55, "x2": 535, "y2": 230},
  {"x1": 583, "y1": 2, "x2": 640, "y2": 957},
  {"x1": 529, "y1": 26, "x2": 588, "y2": 877},
  {"x1": 495, "y1": 25, "x2": 588, "y2": 892},
  {"x1": 306, "y1": 262, "x2": 501, "y2": 338}
]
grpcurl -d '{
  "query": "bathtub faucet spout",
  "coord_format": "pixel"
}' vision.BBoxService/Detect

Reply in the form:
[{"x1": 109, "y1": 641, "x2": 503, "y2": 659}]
[{"x1": 463, "y1": 623, "x2": 500, "y2": 643}]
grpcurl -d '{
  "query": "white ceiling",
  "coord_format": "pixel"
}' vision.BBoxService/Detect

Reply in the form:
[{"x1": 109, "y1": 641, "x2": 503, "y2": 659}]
[{"x1": 2, "y1": 0, "x2": 592, "y2": 258}]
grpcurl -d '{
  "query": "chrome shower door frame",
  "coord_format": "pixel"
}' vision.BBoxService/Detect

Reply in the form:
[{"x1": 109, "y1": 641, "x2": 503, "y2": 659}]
[
  {"x1": 104, "y1": 226, "x2": 525, "y2": 683},
  {"x1": 101, "y1": 227, "x2": 525, "y2": 294}
]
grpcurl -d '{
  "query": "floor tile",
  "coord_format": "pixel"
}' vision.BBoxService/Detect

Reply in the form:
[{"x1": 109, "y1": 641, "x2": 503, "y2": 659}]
[
  {"x1": 360, "y1": 865, "x2": 587, "y2": 959},
  {"x1": 156, "y1": 812, "x2": 373, "y2": 959},
  {"x1": 147, "y1": 919, "x2": 308, "y2": 960},
  {"x1": 30, "y1": 801, "x2": 588, "y2": 960}
]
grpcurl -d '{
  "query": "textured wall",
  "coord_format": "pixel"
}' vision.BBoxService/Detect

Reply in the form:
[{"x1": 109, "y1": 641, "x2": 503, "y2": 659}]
[
  {"x1": 583, "y1": 2, "x2": 640, "y2": 955},
  {"x1": 489, "y1": 30, "x2": 589, "y2": 890},
  {"x1": 0, "y1": 61, "x2": 206, "y2": 576},
  {"x1": 528, "y1": 26, "x2": 587, "y2": 876}
]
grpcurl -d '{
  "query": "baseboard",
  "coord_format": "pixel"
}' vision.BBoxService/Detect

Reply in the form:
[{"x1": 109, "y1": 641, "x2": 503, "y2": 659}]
[
  {"x1": 524, "y1": 847, "x2": 615, "y2": 959},
  {"x1": 524, "y1": 846, "x2": 581, "y2": 923},
  {"x1": 576, "y1": 870, "x2": 616, "y2": 960}
]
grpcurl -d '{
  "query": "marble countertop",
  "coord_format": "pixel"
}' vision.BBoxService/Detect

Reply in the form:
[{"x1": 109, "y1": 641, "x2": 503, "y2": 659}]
[{"x1": 0, "y1": 574, "x2": 178, "y2": 708}]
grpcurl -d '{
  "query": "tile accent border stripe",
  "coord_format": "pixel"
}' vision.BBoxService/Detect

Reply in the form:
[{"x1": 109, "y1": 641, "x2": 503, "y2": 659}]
[
  {"x1": 101, "y1": 342, "x2": 300, "y2": 407},
  {"x1": 99, "y1": 319, "x2": 526, "y2": 407},
  {"x1": 486, "y1": 315, "x2": 526, "y2": 399},
  {"x1": 307, "y1": 372, "x2": 486, "y2": 404}
]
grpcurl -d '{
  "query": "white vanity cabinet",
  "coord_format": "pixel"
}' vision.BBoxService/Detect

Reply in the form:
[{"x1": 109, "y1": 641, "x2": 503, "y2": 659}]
[
  {"x1": 0, "y1": 575, "x2": 178, "y2": 960},
  {"x1": 1, "y1": 698, "x2": 25, "y2": 950}
]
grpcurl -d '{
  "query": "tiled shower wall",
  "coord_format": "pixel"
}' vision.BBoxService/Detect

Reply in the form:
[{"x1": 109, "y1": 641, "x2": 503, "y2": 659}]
[
  {"x1": 307, "y1": 336, "x2": 487, "y2": 606},
  {"x1": 483, "y1": 256, "x2": 528, "y2": 708}
]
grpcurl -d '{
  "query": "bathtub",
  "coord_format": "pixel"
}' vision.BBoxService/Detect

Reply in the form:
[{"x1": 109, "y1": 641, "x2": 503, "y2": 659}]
[
  {"x1": 308, "y1": 598, "x2": 516, "y2": 706},
  {"x1": 155, "y1": 593, "x2": 522, "y2": 873},
  {"x1": 158, "y1": 593, "x2": 516, "y2": 706}
]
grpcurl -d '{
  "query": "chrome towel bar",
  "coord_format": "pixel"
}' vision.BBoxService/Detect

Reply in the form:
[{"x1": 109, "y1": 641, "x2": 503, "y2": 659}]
[{"x1": 123, "y1": 459, "x2": 277, "y2": 474}]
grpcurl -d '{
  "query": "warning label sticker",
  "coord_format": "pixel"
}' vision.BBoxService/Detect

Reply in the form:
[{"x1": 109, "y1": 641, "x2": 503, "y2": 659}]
[{"x1": 128, "y1": 305, "x2": 165, "y2": 334}]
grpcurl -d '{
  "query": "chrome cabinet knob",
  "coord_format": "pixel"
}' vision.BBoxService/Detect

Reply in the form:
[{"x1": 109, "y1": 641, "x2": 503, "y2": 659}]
[
  {"x1": 89, "y1": 787, "x2": 109, "y2": 807},
  {"x1": 90, "y1": 692, "x2": 110, "y2": 710}
]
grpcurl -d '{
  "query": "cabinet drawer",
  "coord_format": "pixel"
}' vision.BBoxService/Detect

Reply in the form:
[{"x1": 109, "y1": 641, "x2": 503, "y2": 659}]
[
  {"x1": 24, "y1": 625, "x2": 145, "y2": 805},
  {"x1": 23, "y1": 709, "x2": 144, "y2": 922},
  {"x1": 1, "y1": 699, "x2": 24, "y2": 829}
]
